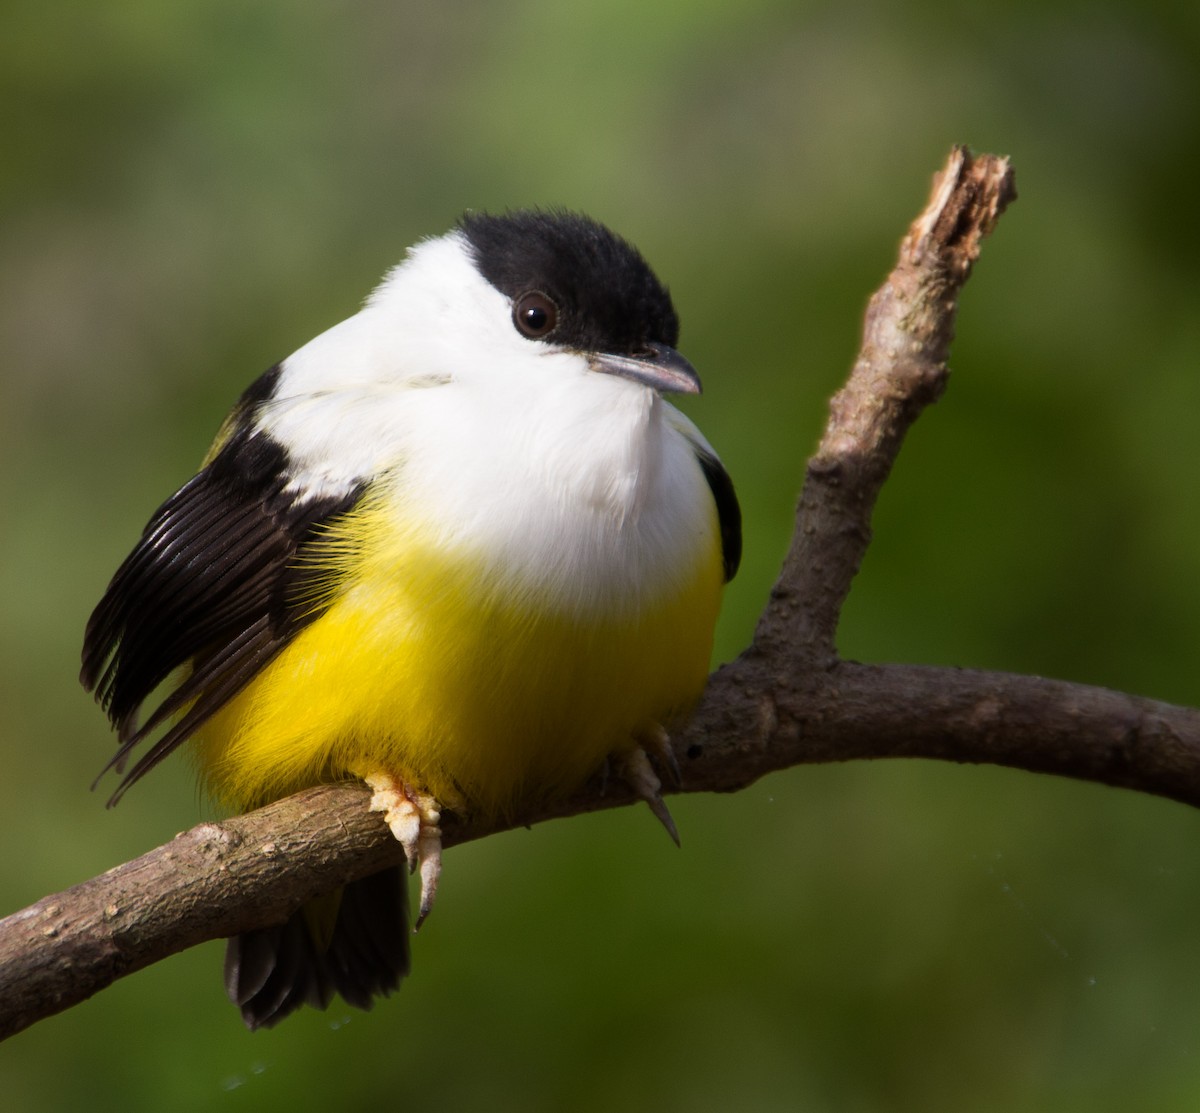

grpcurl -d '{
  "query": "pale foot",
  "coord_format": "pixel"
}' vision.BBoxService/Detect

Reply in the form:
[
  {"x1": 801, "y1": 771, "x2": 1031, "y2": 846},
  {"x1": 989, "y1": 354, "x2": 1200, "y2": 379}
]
[
  {"x1": 620, "y1": 725, "x2": 682, "y2": 846},
  {"x1": 639, "y1": 722, "x2": 682, "y2": 788},
  {"x1": 362, "y1": 772, "x2": 443, "y2": 929}
]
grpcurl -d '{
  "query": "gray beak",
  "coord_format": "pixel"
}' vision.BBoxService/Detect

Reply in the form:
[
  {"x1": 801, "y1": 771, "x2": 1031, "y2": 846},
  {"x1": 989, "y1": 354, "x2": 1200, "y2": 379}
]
[{"x1": 588, "y1": 341, "x2": 702, "y2": 395}]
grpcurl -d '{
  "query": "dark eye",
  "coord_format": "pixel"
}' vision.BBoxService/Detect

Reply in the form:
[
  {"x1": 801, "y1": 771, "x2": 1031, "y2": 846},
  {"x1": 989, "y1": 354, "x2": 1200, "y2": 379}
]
[{"x1": 513, "y1": 291, "x2": 559, "y2": 339}]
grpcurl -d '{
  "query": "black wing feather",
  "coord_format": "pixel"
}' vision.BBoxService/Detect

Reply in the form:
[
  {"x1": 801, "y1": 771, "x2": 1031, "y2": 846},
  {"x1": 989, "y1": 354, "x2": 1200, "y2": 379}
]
[
  {"x1": 82, "y1": 414, "x2": 364, "y2": 803},
  {"x1": 695, "y1": 449, "x2": 742, "y2": 583}
]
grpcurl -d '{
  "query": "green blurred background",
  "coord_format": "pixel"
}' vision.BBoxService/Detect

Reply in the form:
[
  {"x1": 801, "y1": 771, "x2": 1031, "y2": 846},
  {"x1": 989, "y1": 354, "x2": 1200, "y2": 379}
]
[{"x1": 4, "y1": 1, "x2": 1200, "y2": 1109}]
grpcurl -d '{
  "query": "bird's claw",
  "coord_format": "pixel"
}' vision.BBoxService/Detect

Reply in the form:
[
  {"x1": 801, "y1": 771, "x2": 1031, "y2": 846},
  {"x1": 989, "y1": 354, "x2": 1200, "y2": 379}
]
[
  {"x1": 362, "y1": 772, "x2": 443, "y2": 929},
  {"x1": 621, "y1": 729, "x2": 681, "y2": 846}
]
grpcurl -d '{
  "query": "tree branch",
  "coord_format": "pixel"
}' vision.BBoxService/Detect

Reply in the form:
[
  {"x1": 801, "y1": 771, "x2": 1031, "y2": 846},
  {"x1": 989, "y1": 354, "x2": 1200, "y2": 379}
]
[{"x1": 11, "y1": 146, "x2": 1197, "y2": 1041}]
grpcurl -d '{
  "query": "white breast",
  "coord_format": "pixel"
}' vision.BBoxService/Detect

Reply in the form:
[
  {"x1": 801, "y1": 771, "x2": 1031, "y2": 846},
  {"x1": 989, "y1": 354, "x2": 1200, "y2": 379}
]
[{"x1": 388, "y1": 374, "x2": 716, "y2": 614}]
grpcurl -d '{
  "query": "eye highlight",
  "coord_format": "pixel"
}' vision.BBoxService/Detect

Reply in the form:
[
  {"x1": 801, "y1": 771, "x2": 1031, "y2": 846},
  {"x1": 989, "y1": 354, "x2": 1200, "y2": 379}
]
[{"x1": 513, "y1": 291, "x2": 559, "y2": 339}]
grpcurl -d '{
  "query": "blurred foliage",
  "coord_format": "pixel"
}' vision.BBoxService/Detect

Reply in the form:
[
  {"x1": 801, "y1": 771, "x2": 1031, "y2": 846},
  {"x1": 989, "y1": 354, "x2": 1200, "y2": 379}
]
[{"x1": 3, "y1": 0, "x2": 1200, "y2": 1110}]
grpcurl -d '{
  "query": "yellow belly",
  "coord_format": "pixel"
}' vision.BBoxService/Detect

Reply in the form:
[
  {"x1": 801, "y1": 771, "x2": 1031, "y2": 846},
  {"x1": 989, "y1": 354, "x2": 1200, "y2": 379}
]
[{"x1": 192, "y1": 492, "x2": 723, "y2": 820}]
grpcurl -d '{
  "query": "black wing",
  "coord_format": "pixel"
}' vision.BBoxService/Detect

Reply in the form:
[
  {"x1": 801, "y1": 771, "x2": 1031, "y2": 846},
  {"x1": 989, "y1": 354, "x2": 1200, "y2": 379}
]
[
  {"x1": 82, "y1": 397, "x2": 364, "y2": 803},
  {"x1": 695, "y1": 449, "x2": 741, "y2": 583}
]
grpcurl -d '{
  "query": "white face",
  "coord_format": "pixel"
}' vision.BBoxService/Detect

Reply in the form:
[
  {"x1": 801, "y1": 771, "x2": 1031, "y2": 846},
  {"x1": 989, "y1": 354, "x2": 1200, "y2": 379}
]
[
  {"x1": 277, "y1": 232, "x2": 581, "y2": 392},
  {"x1": 368, "y1": 232, "x2": 591, "y2": 388}
]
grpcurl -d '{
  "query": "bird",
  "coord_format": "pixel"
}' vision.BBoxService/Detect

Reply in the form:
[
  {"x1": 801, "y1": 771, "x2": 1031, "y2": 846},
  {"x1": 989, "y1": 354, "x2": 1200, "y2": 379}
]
[{"x1": 81, "y1": 208, "x2": 741, "y2": 1029}]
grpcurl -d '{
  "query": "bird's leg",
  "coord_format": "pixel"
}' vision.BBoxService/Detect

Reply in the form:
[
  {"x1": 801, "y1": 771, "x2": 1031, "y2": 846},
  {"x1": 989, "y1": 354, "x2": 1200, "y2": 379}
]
[
  {"x1": 620, "y1": 724, "x2": 682, "y2": 847},
  {"x1": 361, "y1": 772, "x2": 443, "y2": 929},
  {"x1": 641, "y1": 722, "x2": 683, "y2": 788}
]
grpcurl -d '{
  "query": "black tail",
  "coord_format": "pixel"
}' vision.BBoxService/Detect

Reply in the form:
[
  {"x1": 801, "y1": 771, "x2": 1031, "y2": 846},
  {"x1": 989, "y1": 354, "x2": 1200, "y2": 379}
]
[{"x1": 225, "y1": 865, "x2": 411, "y2": 1030}]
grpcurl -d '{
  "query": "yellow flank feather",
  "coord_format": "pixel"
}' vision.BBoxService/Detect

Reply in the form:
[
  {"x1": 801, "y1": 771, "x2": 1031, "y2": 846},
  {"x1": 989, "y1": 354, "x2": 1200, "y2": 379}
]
[{"x1": 192, "y1": 485, "x2": 724, "y2": 820}]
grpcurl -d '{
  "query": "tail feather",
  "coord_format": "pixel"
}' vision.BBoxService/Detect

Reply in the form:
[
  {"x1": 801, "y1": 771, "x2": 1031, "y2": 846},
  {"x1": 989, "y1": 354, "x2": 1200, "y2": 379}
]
[
  {"x1": 323, "y1": 868, "x2": 411, "y2": 1010},
  {"x1": 224, "y1": 915, "x2": 329, "y2": 1019},
  {"x1": 225, "y1": 865, "x2": 410, "y2": 1029}
]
